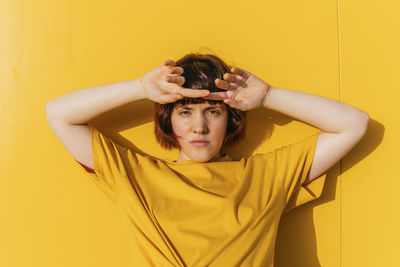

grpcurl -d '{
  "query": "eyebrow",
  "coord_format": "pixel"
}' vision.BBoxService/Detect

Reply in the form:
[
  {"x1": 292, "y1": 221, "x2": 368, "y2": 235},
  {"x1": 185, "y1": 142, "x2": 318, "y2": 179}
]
[{"x1": 177, "y1": 105, "x2": 224, "y2": 111}]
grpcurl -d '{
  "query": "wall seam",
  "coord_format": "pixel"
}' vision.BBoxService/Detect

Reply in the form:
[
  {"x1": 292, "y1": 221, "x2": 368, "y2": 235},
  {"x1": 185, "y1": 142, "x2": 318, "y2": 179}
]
[{"x1": 336, "y1": 0, "x2": 343, "y2": 266}]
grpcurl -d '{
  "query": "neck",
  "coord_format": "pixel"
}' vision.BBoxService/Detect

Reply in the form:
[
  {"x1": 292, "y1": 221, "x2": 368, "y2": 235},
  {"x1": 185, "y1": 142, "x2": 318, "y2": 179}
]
[
  {"x1": 175, "y1": 151, "x2": 224, "y2": 163},
  {"x1": 210, "y1": 152, "x2": 224, "y2": 161}
]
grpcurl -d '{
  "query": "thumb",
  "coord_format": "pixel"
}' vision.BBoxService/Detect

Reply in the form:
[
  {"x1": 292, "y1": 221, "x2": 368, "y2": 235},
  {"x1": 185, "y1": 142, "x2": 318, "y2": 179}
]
[
  {"x1": 224, "y1": 98, "x2": 248, "y2": 110},
  {"x1": 224, "y1": 98, "x2": 240, "y2": 109}
]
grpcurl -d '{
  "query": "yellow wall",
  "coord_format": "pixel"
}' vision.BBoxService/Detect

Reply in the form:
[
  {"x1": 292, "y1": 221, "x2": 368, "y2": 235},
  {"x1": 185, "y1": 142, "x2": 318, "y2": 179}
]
[{"x1": 1, "y1": 0, "x2": 396, "y2": 266}]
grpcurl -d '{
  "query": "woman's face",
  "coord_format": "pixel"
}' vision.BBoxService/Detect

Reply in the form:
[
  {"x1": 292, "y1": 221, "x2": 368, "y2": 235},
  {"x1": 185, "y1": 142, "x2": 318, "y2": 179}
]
[{"x1": 171, "y1": 102, "x2": 229, "y2": 162}]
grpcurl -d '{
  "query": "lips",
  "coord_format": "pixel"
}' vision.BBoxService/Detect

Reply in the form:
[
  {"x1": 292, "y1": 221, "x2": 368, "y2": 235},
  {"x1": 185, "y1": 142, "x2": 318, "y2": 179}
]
[{"x1": 190, "y1": 140, "x2": 209, "y2": 147}]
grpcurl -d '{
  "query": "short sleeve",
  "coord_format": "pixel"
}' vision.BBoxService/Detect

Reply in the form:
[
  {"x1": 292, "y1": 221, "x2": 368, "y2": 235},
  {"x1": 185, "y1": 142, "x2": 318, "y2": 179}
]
[
  {"x1": 81, "y1": 126, "x2": 130, "y2": 202},
  {"x1": 248, "y1": 133, "x2": 327, "y2": 214},
  {"x1": 274, "y1": 133, "x2": 327, "y2": 213}
]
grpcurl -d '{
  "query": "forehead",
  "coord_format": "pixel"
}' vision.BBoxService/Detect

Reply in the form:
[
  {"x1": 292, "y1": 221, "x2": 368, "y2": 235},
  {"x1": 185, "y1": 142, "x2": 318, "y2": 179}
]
[{"x1": 173, "y1": 102, "x2": 226, "y2": 110}]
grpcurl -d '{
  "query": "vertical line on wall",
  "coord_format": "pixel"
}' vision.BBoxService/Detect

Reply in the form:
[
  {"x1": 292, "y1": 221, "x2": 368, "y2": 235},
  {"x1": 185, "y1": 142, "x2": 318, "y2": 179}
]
[{"x1": 336, "y1": 0, "x2": 343, "y2": 266}]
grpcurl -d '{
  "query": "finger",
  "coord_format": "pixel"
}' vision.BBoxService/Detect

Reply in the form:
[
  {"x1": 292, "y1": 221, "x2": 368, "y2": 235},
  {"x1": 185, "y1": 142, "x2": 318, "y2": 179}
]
[
  {"x1": 224, "y1": 73, "x2": 246, "y2": 88},
  {"x1": 231, "y1": 67, "x2": 244, "y2": 75},
  {"x1": 223, "y1": 73, "x2": 244, "y2": 84},
  {"x1": 172, "y1": 94, "x2": 183, "y2": 100},
  {"x1": 178, "y1": 88, "x2": 210, "y2": 98},
  {"x1": 202, "y1": 91, "x2": 228, "y2": 100},
  {"x1": 168, "y1": 67, "x2": 184, "y2": 75},
  {"x1": 166, "y1": 75, "x2": 185, "y2": 84},
  {"x1": 215, "y1": 78, "x2": 230, "y2": 90},
  {"x1": 159, "y1": 93, "x2": 183, "y2": 104},
  {"x1": 163, "y1": 59, "x2": 176, "y2": 66},
  {"x1": 231, "y1": 67, "x2": 250, "y2": 80}
]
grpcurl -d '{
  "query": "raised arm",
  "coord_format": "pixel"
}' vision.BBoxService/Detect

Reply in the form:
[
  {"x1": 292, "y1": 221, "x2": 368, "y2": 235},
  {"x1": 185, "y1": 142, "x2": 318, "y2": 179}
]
[
  {"x1": 204, "y1": 66, "x2": 369, "y2": 183},
  {"x1": 262, "y1": 86, "x2": 369, "y2": 183},
  {"x1": 45, "y1": 59, "x2": 209, "y2": 170},
  {"x1": 45, "y1": 78, "x2": 147, "y2": 170}
]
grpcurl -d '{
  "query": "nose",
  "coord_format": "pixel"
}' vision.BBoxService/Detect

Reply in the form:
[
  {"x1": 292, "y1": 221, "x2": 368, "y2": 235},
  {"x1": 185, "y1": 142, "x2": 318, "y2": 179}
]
[{"x1": 192, "y1": 113, "x2": 208, "y2": 134}]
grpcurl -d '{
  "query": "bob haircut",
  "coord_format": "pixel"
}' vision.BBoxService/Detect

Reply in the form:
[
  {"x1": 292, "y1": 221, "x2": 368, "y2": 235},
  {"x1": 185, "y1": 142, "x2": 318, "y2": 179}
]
[{"x1": 154, "y1": 53, "x2": 247, "y2": 150}]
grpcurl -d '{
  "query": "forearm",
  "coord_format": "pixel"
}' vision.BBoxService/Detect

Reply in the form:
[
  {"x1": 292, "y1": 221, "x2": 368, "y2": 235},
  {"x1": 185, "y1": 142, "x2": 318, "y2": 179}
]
[
  {"x1": 262, "y1": 86, "x2": 369, "y2": 133},
  {"x1": 45, "y1": 79, "x2": 146, "y2": 125}
]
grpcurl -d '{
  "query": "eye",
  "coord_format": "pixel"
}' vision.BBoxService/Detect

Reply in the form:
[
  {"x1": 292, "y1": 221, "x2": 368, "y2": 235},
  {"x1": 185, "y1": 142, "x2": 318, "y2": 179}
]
[
  {"x1": 207, "y1": 109, "x2": 220, "y2": 116},
  {"x1": 178, "y1": 110, "x2": 191, "y2": 116}
]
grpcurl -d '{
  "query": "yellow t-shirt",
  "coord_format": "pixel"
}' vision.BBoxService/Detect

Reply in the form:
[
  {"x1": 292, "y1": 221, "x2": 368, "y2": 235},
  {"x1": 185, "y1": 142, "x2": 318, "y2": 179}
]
[{"x1": 83, "y1": 126, "x2": 327, "y2": 267}]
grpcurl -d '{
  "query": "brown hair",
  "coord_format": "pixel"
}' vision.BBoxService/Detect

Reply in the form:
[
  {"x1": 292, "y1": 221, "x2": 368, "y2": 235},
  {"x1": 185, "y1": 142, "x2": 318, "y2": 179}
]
[{"x1": 154, "y1": 53, "x2": 247, "y2": 150}]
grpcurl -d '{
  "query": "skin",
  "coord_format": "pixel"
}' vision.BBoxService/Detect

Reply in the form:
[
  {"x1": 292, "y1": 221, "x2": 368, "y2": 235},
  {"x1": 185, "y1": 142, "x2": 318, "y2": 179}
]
[
  {"x1": 163, "y1": 59, "x2": 271, "y2": 163},
  {"x1": 171, "y1": 102, "x2": 229, "y2": 162},
  {"x1": 141, "y1": 59, "x2": 271, "y2": 163},
  {"x1": 141, "y1": 59, "x2": 369, "y2": 183}
]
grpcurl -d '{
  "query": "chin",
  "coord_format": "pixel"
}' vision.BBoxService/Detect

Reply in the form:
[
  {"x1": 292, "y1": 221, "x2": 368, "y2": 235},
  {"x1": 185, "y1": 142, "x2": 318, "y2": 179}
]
[{"x1": 188, "y1": 152, "x2": 215, "y2": 162}]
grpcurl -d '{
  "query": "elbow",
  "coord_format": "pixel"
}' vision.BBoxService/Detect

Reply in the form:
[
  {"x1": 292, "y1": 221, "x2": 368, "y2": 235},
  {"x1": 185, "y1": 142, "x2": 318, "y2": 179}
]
[
  {"x1": 45, "y1": 101, "x2": 54, "y2": 120},
  {"x1": 354, "y1": 112, "x2": 370, "y2": 137},
  {"x1": 45, "y1": 101, "x2": 59, "y2": 121},
  {"x1": 361, "y1": 112, "x2": 370, "y2": 129}
]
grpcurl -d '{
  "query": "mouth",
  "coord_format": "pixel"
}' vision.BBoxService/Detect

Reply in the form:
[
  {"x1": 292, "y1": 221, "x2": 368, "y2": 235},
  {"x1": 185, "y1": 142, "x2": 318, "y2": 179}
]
[{"x1": 190, "y1": 141, "x2": 210, "y2": 147}]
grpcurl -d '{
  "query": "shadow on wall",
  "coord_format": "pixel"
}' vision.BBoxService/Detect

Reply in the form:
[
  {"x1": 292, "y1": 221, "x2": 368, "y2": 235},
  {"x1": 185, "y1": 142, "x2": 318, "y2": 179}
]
[{"x1": 275, "y1": 119, "x2": 383, "y2": 267}]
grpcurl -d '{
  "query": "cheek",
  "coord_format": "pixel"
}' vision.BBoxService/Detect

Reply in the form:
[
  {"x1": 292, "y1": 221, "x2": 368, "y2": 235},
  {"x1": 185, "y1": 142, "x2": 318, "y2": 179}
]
[
  {"x1": 212, "y1": 117, "x2": 228, "y2": 138},
  {"x1": 217, "y1": 125, "x2": 227, "y2": 138},
  {"x1": 171, "y1": 117, "x2": 188, "y2": 135}
]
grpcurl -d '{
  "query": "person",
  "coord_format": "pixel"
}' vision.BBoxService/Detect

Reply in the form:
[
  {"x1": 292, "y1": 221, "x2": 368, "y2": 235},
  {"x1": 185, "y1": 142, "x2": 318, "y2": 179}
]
[{"x1": 45, "y1": 53, "x2": 369, "y2": 266}]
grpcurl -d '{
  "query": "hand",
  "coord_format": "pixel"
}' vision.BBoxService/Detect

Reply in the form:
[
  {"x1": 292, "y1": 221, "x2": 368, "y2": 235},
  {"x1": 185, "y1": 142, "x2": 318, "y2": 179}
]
[
  {"x1": 204, "y1": 66, "x2": 272, "y2": 111},
  {"x1": 139, "y1": 59, "x2": 210, "y2": 104}
]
